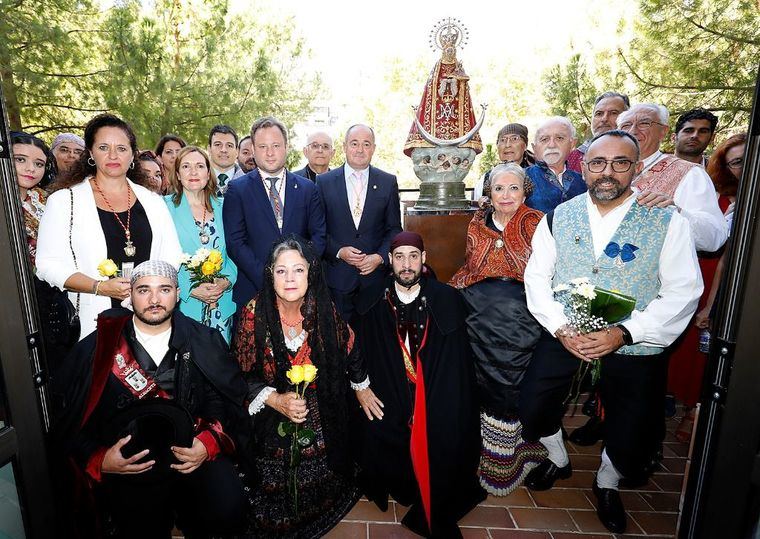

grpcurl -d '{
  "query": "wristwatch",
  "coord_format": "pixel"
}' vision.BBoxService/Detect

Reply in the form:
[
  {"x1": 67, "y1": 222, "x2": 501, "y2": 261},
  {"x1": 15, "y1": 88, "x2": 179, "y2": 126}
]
[{"x1": 615, "y1": 324, "x2": 633, "y2": 346}]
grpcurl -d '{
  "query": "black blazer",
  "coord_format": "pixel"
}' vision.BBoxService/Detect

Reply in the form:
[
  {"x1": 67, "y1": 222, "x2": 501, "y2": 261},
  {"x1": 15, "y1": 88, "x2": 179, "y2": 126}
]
[
  {"x1": 223, "y1": 169, "x2": 326, "y2": 307},
  {"x1": 316, "y1": 165, "x2": 402, "y2": 293}
]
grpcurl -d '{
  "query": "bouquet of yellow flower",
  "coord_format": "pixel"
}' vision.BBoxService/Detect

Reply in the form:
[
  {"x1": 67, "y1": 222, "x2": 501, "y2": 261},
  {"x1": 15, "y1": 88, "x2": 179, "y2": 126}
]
[
  {"x1": 278, "y1": 364, "x2": 318, "y2": 514},
  {"x1": 178, "y1": 248, "x2": 227, "y2": 324},
  {"x1": 97, "y1": 259, "x2": 120, "y2": 278}
]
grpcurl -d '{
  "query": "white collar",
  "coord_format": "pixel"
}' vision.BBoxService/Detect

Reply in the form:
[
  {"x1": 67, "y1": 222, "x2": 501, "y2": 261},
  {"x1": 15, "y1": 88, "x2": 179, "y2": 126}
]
[
  {"x1": 132, "y1": 318, "x2": 172, "y2": 366},
  {"x1": 213, "y1": 165, "x2": 237, "y2": 178},
  {"x1": 345, "y1": 164, "x2": 369, "y2": 179},
  {"x1": 394, "y1": 282, "x2": 421, "y2": 304}
]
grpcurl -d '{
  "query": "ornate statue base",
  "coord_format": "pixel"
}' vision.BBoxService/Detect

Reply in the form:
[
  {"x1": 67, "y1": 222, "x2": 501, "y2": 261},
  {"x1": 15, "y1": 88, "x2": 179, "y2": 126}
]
[{"x1": 410, "y1": 146, "x2": 475, "y2": 210}]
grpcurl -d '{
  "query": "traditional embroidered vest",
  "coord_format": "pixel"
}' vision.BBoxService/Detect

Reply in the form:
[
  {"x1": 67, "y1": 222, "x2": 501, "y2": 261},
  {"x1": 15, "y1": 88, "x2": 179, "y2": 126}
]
[
  {"x1": 634, "y1": 154, "x2": 696, "y2": 198},
  {"x1": 552, "y1": 194, "x2": 673, "y2": 355}
]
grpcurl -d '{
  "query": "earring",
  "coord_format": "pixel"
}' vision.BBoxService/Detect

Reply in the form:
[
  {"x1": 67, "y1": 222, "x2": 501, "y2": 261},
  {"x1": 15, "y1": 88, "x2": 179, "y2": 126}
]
[
  {"x1": 87, "y1": 157, "x2": 95, "y2": 166},
  {"x1": 129, "y1": 161, "x2": 135, "y2": 169}
]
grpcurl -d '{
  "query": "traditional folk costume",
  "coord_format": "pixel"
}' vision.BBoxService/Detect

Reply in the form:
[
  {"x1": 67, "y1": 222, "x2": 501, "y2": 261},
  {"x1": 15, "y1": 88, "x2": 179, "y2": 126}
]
[
  {"x1": 53, "y1": 305, "x2": 249, "y2": 539},
  {"x1": 449, "y1": 204, "x2": 547, "y2": 495},
  {"x1": 521, "y1": 192, "x2": 702, "y2": 486},
  {"x1": 352, "y1": 275, "x2": 485, "y2": 538},
  {"x1": 525, "y1": 161, "x2": 587, "y2": 214}
]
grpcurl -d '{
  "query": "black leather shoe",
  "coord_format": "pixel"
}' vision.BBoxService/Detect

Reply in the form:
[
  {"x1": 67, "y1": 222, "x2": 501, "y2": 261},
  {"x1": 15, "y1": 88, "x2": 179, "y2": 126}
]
[
  {"x1": 569, "y1": 416, "x2": 604, "y2": 446},
  {"x1": 592, "y1": 481, "x2": 627, "y2": 534},
  {"x1": 582, "y1": 393, "x2": 598, "y2": 417},
  {"x1": 524, "y1": 459, "x2": 572, "y2": 491}
]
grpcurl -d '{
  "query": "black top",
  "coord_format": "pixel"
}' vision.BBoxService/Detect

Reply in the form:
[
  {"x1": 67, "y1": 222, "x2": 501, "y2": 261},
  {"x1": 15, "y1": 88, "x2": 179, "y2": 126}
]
[{"x1": 97, "y1": 199, "x2": 152, "y2": 307}]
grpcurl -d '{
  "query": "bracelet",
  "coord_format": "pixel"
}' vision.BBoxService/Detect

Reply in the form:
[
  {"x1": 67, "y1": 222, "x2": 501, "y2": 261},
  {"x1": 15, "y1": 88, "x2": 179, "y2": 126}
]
[{"x1": 94, "y1": 280, "x2": 102, "y2": 296}]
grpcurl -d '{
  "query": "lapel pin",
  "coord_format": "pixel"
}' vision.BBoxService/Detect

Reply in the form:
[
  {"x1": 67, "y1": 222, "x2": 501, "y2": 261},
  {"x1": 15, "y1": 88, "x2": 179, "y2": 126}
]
[
  {"x1": 373, "y1": 184, "x2": 377, "y2": 190},
  {"x1": 294, "y1": 183, "x2": 298, "y2": 189}
]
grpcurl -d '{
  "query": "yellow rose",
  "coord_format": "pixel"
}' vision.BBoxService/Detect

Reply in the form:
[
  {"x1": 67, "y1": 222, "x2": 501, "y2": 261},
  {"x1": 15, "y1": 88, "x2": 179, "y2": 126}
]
[
  {"x1": 286, "y1": 365, "x2": 305, "y2": 385},
  {"x1": 98, "y1": 259, "x2": 119, "y2": 277},
  {"x1": 201, "y1": 261, "x2": 216, "y2": 276},
  {"x1": 214, "y1": 262, "x2": 223, "y2": 272},
  {"x1": 207, "y1": 250, "x2": 223, "y2": 264},
  {"x1": 303, "y1": 364, "x2": 318, "y2": 383}
]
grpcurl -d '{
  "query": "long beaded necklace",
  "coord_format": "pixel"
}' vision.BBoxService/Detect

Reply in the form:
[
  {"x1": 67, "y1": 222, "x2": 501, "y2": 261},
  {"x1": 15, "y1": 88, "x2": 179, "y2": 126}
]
[
  {"x1": 197, "y1": 204, "x2": 210, "y2": 244},
  {"x1": 279, "y1": 309, "x2": 304, "y2": 339},
  {"x1": 93, "y1": 179, "x2": 136, "y2": 257}
]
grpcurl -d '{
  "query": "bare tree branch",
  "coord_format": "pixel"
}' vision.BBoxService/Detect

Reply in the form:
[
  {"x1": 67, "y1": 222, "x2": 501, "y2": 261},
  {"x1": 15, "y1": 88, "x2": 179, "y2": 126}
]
[
  {"x1": 681, "y1": 14, "x2": 760, "y2": 47},
  {"x1": 21, "y1": 103, "x2": 109, "y2": 113}
]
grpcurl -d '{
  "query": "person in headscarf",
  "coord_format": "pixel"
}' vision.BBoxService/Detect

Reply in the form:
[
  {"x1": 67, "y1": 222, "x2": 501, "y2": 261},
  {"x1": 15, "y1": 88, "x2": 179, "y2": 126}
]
[{"x1": 50, "y1": 132, "x2": 86, "y2": 180}]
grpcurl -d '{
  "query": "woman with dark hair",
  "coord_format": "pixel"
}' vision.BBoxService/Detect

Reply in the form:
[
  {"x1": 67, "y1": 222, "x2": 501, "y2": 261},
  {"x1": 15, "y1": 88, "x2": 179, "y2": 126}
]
[
  {"x1": 155, "y1": 134, "x2": 187, "y2": 194},
  {"x1": 670, "y1": 133, "x2": 745, "y2": 441},
  {"x1": 36, "y1": 113, "x2": 181, "y2": 340},
  {"x1": 12, "y1": 132, "x2": 54, "y2": 266},
  {"x1": 137, "y1": 150, "x2": 165, "y2": 194},
  {"x1": 234, "y1": 235, "x2": 374, "y2": 537},
  {"x1": 450, "y1": 163, "x2": 547, "y2": 495}
]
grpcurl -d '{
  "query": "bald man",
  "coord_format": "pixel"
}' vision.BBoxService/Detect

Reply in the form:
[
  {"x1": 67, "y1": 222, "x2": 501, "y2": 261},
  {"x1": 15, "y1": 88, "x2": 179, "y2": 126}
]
[{"x1": 293, "y1": 131, "x2": 335, "y2": 181}]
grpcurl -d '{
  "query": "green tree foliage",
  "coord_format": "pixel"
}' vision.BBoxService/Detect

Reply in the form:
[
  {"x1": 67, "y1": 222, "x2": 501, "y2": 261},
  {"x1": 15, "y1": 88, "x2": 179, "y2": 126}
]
[{"x1": 478, "y1": 143, "x2": 498, "y2": 176}]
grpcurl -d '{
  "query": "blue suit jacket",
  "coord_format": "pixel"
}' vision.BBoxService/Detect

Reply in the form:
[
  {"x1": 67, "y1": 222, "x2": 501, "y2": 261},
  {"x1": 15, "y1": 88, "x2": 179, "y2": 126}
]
[
  {"x1": 316, "y1": 165, "x2": 402, "y2": 293},
  {"x1": 222, "y1": 169, "x2": 326, "y2": 307}
]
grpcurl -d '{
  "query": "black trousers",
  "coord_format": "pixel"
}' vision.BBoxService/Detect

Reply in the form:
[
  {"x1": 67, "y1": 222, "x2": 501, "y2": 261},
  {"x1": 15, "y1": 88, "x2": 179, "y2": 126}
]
[
  {"x1": 519, "y1": 332, "x2": 667, "y2": 479},
  {"x1": 102, "y1": 456, "x2": 247, "y2": 539}
]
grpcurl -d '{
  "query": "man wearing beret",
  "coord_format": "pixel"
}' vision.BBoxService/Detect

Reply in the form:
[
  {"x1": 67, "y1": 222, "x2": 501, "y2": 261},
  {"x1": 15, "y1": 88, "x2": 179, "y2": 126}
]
[
  {"x1": 471, "y1": 122, "x2": 535, "y2": 201},
  {"x1": 52, "y1": 260, "x2": 249, "y2": 538},
  {"x1": 352, "y1": 232, "x2": 485, "y2": 538}
]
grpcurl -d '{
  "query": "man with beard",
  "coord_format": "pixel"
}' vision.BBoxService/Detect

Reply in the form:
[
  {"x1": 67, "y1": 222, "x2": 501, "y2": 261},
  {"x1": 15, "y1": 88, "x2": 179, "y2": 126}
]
[
  {"x1": 352, "y1": 231, "x2": 484, "y2": 538},
  {"x1": 237, "y1": 135, "x2": 257, "y2": 172},
  {"x1": 567, "y1": 91, "x2": 630, "y2": 173},
  {"x1": 520, "y1": 131, "x2": 702, "y2": 533},
  {"x1": 471, "y1": 123, "x2": 535, "y2": 200},
  {"x1": 525, "y1": 117, "x2": 587, "y2": 213},
  {"x1": 673, "y1": 108, "x2": 718, "y2": 167},
  {"x1": 53, "y1": 260, "x2": 248, "y2": 538}
]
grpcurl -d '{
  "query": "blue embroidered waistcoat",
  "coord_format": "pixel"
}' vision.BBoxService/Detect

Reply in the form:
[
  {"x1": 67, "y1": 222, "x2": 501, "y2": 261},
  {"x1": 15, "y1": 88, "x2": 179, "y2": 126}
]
[
  {"x1": 552, "y1": 194, "x2": 673, "y2": 355},
  {"x1": 525, "y1": 162, "x2": 587, "y2": 213}
]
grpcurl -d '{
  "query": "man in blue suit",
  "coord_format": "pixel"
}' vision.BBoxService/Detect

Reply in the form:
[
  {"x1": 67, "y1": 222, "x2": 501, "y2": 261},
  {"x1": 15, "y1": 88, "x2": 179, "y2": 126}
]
[
  {"x1": 317, "y1": 124, "x2": 402, "y2": 319},
  {"x1": 223, "y1": 116, "x2": 326, "y2": 311}
]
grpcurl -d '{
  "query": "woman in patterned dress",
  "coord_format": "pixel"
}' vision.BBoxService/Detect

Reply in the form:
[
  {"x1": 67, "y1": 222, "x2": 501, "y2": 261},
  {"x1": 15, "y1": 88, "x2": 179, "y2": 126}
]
[
  {"x1": 450, "y1": 162, "x2": 547, "y2": 495},
  {"x1": 13, "y1": 132, "x2": 52, "y2": 268}
]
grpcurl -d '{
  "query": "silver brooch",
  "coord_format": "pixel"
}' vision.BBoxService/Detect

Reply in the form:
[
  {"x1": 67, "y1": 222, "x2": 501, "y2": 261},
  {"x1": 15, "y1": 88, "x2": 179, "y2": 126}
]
[{"x1": 495, "y1": 239, "x2": 504, "y2": 249}]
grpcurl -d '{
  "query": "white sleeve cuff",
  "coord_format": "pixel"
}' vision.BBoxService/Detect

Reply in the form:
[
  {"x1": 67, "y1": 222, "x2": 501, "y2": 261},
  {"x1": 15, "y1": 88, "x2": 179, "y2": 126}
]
[
  {"x1": 350, "y1": 376, "x2": 370, "y2": 391},
  {"x1": 248, "y1": 386, "x2": 276, "y2": 415}
]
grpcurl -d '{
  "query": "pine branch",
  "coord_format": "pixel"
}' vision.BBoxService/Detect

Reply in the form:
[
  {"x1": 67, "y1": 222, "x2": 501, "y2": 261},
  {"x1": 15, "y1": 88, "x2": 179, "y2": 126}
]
[{"x1": 21, "y1": 102, "x2": 109, "y2": 112}]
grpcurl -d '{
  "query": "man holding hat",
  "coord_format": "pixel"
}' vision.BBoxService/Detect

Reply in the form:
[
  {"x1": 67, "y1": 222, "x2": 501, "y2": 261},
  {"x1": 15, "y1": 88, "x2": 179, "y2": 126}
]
[
  {"x1": 471, "y1": 122, "x2": 535, "y2": 200},
  {"x1": 352, "y1": 232, "x2": 484, "y2": 538},
  {"x1": 53, "y1": 260, "x2": 249, "y2": 538}
]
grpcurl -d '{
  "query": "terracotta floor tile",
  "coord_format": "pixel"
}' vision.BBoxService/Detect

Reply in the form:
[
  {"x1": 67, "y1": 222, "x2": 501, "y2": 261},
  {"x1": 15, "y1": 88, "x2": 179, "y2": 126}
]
[
  {"x1": 484, "y1": 488, "x2": 535, "y2": 508},
  {"x1": 640, "y1": 491, "x2": 681, "y2": 512},
  {"x1": 553, "y1": 470, "x2": 596, "y2": 488},
  {"x1": 530, "y1": 488, "x2": 594, "y2": 510},
  {"x1": 629, "y1": 511, "x2": 678, "y2": 535},
  {"x1": 346, "y1": 499, "x2": 396, "y2": 522},
  {"x1": 489, "y1": 530, "x2": 551, "y2": 538},
  {"x1": 509, "y1": 507, "x2": 577, "y2": 531},
  {"x1": 568, "y1": 508, "x2": 643, "y2": 535},
  {"x1": 660, "y1": 457, "x2": 686, "y2": 474},
  {"x1": 324, "y1": 521, "x2": 368, "y2": 538},
  {"x1": 664, "y1": 443, "x2": 689, "y2": 458},
  {"x1": 550, "y1": 533, "x2": 613, "y2": 539},
  {"x1": 458, "y1": 505, "x2": 513, "y2": 528},
  {"x1": 394, "y1": 503, "x2": 409, "y2": 522},
  {"x1": 368, "y1": 522, "x2": 420, "y2": 538},
  {"x1": 461, "y1": 528, "x2": 490, "y2": 538},
  {"x1": 567, "y1": 441, "x2": 606, "y2": 455},
  {"x1": 651, "y1": 474, "x2": 684, "y2": 493},
  {"x1": 571, "y1": 454, "x2": 602, "y2": 471},
  {"x1": 563, "y1": 414, "x2": 592, "y2": 428},
  {"x1": 583, "y1": 489, "x2": 652, "y2": 513}
]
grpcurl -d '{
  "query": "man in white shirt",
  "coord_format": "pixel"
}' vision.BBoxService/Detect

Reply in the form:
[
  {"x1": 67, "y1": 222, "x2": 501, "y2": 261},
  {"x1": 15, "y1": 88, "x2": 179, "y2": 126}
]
[
  {"x1": 520, "y1": 130, "x2": 702, "y2": 534},
  {"x1": 208, "y1": 125, "x2": 245, "y2": 196}
]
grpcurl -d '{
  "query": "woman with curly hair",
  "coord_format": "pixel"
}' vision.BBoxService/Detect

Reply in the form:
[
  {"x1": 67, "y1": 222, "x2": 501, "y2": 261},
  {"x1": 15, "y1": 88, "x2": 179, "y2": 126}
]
[{"x1": 234, "y1": 235, "x2": 377, "y2": 537}]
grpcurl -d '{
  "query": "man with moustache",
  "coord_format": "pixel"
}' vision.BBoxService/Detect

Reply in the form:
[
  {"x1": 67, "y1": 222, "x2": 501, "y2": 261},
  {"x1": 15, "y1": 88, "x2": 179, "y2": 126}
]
[
  {"x1": 520, "y1": 131, "x2": 702, "y2": 533},
  {"x1": 53, "y1": 260, "x2": 248, "y2": 538},
  {"x1": 352, "y1": 231, "x2": 484, "y2": 538},
  {"x1": 471, "y1": 123, "x2": 535, "y2": 200},
  {"x1": 223, "y1": 115, "x2": 326, "y2": 311},
  {"x1": 237, "y1": 135, "x2": 257, "y2": 173},
  {"x1": 525, "y1": 117, "x2": 586, "y2": 213},
  {"x1": 673, "y1": 108, "x2": 718, "y2": 167},
  {"x1": 294, "y1": 131, "x2": 335, "y2": 181},
  {"x1": 567, "y1": 92, "x2": 630, "y2": 173}
]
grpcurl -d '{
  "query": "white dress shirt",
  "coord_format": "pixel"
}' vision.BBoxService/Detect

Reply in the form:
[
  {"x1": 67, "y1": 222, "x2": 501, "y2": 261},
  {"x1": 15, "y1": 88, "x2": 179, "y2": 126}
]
[
  {"x1": 344, "y1": 164, "x2": 368, "y2": 228},
  {"x1": 260, "y1": 168, "x2": 287, "y2": 208},
  {"x1": 133, "y1": 321, "x2": 172, "y2": 367},
  {"x1": 636, "y1": 151, "x2": 728, "y2": 252},
  {"x1": 524, "y1": 192, "x2": 703, "y2": 347}
]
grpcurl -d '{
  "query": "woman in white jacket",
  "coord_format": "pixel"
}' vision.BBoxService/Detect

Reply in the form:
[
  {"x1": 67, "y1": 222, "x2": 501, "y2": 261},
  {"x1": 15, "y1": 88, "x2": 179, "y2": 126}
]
[{"x1": 37, "y1": 114, "x2": 181, "y2": 340}]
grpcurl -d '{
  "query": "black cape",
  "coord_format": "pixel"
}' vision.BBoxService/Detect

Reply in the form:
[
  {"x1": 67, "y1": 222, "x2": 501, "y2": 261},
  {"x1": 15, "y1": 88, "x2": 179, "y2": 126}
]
[{"x1": 351, "y1": 278, "x2": 484, "y2": 538}]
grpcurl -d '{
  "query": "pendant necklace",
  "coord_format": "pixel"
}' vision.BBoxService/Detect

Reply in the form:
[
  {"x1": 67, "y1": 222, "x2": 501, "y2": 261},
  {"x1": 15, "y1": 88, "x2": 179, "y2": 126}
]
[
  {"x1": 197, "y1": 205, "x2": 210, "y2": 244},
  {"x1": 94, "y1": 179, "x2": 135, "y2": 257},
  {"x1": 279, "y1": 310, "x2": 304, "y2": 339}
]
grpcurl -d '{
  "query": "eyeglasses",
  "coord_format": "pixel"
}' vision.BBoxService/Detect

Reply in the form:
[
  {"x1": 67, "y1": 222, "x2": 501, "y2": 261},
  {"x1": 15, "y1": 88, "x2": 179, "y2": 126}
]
[
  {"x1": 498, "y1": 135, "x2": 523, "y2": 145},
  {"x1": 583, "y1": 158, "x2": 636, "y2": 173},
  {"x1": 308, "y1": 143, "x2": 332, "y2": 151},
  {"x1": 618, "y1": 119, "x2": 667, "y2": 132},
  {"x1": 56, "y1": 146, "x2": 84, "y2": 157},
  {"x1": 727, "y1": 157, "x2": 744, "y2": 170}
]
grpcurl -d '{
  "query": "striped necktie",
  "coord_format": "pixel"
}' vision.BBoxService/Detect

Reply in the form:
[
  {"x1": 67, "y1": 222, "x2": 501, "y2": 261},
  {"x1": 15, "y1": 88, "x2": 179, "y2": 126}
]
[{"x1": 267, "y1": 177, "x2": 283, "y2": 226}]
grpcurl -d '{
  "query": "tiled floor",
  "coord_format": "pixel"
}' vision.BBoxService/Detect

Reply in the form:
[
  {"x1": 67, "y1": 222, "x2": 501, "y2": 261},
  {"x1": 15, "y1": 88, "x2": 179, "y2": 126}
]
[{"x1": 327, "y1": 407, "x2": 689, "y2": 539}]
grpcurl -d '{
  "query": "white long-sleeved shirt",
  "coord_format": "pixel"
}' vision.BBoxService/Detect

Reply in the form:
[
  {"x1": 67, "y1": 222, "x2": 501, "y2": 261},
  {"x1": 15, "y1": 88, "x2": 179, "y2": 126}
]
[
  {"x1": 636, "y1": 151, "x2": 728, "y2": 252},
  {"x1": 524, "y1": 192, "x2": 703, "y2": 348}
]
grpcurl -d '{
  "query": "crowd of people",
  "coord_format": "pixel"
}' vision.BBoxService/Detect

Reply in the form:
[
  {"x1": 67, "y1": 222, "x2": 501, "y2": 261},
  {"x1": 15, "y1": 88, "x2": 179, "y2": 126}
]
[{"x1": 9, "y1": 88, "x2": 744, "y2": 538}]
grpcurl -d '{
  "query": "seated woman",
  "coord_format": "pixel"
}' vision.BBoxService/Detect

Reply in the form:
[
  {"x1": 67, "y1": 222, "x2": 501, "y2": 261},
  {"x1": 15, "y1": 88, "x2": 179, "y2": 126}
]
[
  {"x1": 450, "y1": 162, "x2": 547, "y2": 495},
  {"x1": 165, "y1": 146, "x2": 236, "y2": 342},
  {"x1": 234, "y1": 236, "x2": 373, "y2": 538}
]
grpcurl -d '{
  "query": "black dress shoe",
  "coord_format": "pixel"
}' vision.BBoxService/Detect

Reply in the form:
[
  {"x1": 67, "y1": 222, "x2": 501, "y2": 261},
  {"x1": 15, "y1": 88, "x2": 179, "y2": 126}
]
[
  {"x1": 524, "y1": 459, "x2": 572, "y2": 491},
  {"x1": 582, "y1": 393, "x2": 598, "y2": 417},
  {"x1": 592, "y1": 481, "x2": 627, "y2": 534},
  {"x1": 569, "y1": 416, "x2": 604, "y2": 446}
]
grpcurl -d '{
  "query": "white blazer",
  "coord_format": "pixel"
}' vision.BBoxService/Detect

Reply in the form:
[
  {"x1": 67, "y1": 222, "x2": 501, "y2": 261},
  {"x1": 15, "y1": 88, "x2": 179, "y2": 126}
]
[{"x1": 36, "y1": 178, "x2": 182, "y2": 340}]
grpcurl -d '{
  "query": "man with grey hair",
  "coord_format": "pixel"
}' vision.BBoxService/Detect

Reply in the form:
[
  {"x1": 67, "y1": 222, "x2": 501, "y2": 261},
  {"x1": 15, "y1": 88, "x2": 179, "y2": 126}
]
[
  {"x1": 294, "y1": 131, "x2": 335, "y2": 181},
  {"x1": 50, "y1": 132, "x2": 85, "y2": 176},
  {"x1": 471, "y1": 122, "x2": 535, "y2": 200},
  {"x1": 524, "y1": 117, "x2": 586, "y2": 213},
  {"x1": 618, "y1": 103, "x2": 728, "y2": 252},
  {"x1": 568, "y1": 91, "x2": 631, "y2": 172},
  {"x1": 54, "y1": 259, "x2": 249, "y2": 538}
]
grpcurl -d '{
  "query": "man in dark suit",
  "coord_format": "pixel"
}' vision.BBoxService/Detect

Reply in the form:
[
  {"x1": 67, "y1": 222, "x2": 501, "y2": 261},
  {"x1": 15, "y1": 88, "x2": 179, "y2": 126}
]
[
  {"x1": 223, "y1": 116, "x2": 326, "y2": 311},
  {"x1": 316, "y1": 124, "x2": 402, "y2": 318},
  {"x1": 293, "y1": 131, "x2": 334, "y2": 181}
]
